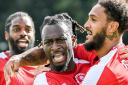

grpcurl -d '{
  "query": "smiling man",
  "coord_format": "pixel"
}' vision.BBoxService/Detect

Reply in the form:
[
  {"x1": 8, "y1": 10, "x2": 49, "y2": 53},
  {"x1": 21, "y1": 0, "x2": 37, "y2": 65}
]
[
  {"x1": 0, "y1": 12, "x2": 35, "y2": 85},
  {"x1": 5, "y1": 13, "x2": 35, "y2": 54},
  {"x1": 81, "y1": 0, "x2": 128, "y2": 84}
]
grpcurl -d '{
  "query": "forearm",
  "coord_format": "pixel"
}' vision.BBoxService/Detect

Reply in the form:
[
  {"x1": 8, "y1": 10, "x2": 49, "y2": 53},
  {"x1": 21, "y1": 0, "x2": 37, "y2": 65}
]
[{"x1": 18, "y1": 47, "x2": 47, "y2": 66}]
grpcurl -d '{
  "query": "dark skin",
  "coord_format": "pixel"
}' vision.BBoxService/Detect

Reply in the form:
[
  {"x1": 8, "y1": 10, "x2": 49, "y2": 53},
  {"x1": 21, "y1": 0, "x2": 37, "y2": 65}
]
[
  {"x1": 6, "y1": 22, "x2": 75, "y2": 71},
  {"x1": 4, "y1": 14, "x2": 128, "y2": 84},
  {"x1": 18, "y1": 46, "x2": 48, "y2": 66},
  {"x1": 42, "y1": 24, "x2": 75, "y2": 72},
  {"x1": 5, "y1": 16, "x2": 35, "y2": 55}
]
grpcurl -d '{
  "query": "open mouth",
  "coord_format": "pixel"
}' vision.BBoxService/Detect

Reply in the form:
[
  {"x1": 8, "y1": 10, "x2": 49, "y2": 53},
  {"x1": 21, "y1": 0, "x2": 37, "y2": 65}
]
[
  {"x1": 86, "y1": 29, "x2": 92, "y2": 35},
  {"x1": 85, "y1": 29, "x2": 93, "y2": 43},
  {"x1": 17, "y1": 39, "x2": 29, "y2": 48},
  {"x1": 52, "y1": 53, "x2": 66, "y2": 65}
]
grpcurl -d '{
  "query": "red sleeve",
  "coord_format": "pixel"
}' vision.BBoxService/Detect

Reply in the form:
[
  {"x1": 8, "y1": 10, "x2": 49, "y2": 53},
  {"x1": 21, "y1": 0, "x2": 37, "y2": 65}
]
[
  {"x1": 0, "y1": 59, "x2": 6, "y2": 85},
  {"x1": 0, "y1": 51, "x2": 11, "y2": 85},
  {"x1": 74, "y1": 44, "x2": 97, "y2": 63},
  {"x1": 0, "y1": 54, "x2": 9, "y2": 85}
]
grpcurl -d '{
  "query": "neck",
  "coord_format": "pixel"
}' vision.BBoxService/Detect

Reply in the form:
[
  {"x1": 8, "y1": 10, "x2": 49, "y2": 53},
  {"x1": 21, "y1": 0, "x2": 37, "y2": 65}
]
[
  {"x1": 96, "y1": 38, "x2": 119, "y2": 58},
  {"x1": 51, "y1": 58, "x2": 75, "y2": 72},
  {"x1": 9, "y1": 48, "x2": 17, "y2": 56},
  {"x1": 66, "y1": 58, "x2": 75, "y2": 71}
]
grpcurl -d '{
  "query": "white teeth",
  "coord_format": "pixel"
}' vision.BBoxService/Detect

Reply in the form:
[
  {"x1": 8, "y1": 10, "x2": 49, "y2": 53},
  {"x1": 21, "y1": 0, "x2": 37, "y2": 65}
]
[
  {"x1": 54, "y1": 53, "x2": 62, "y2": 57},
  {"x1": 87, "y1": 31, "x2": 92, "y2": 35},
  {"x1": 18, "y1": 39, "x2": 27, "y2": 42},
  {"x1": 53, "y1": 53, "x2": 65, "y2": 63},
  {"x1": 17, "y1": 39, "x2": 28, "y2": 47},
  {"x1": 18, "y1": 42, "x2": 28, "y2": 48}
]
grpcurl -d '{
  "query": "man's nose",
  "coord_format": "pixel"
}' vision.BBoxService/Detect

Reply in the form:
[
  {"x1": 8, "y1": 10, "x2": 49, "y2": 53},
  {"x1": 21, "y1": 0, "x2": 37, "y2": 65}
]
[
  {"x1": 20, "y1": 30, "x2": 27, "y2": 36},
  {"x1": 51, "y1": 41, "x2": 59, "y2": 50},
  {"x1": 84, "y1": 21, "x2": 91, "y2": 30}
]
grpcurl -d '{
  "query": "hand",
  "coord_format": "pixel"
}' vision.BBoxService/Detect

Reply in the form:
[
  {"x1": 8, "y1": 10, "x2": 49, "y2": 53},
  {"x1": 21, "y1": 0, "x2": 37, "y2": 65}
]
[
  {"x1": 4, "y1": 55, "x2": 21, "y2": 85},
  {"x1": 119, "y1": 46, "x2": 128, "y2": 64},
  {"x1": 4, "y1": 46, "x2": 48, "y2": 84}
]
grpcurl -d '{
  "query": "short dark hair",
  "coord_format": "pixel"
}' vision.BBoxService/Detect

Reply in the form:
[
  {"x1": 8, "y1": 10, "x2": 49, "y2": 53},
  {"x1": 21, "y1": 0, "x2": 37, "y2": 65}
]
[
  {"x1": 99, "y1": 0, "x2": 128, "y2": 33},
  {"x1": 122, "y1": 30, "x2": 128, "y2": 45},
  {"x1": 5, "y1": 11, "x2": 35, "y2": 32},
  {"x1": 40, "y1": 13, "x2": 85, "y2": 36}
]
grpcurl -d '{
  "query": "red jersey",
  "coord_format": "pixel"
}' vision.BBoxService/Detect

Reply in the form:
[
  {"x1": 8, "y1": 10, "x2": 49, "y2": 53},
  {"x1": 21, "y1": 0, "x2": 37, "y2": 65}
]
[
  {"x1": 81, "y1": 47, "x2": 128, "y2": 85},
  {"x1": 0, "y1": 51, "x2": 37, "y2": 85},
  {"x1": 0, "y1": 51, "x2": 10, "y2": 85},
  {"x1": 74, "y1": 44, "x2": 97, "y2": 65},
  {"x1": 34, "y1": 58, "x2": 91, "y2": 85},
  {"x1": 9, "y1": 66, "x2": 37, "y2": 85},
  {"x1": 0, "y1": 44, "x2": 95, "y2": 85}
]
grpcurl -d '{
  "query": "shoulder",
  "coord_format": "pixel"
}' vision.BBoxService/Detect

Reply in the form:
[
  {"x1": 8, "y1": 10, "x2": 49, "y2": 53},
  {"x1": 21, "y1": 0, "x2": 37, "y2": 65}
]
[
  {"x1": 73, "y1": 58, "x2": 90, "y2": 64},
  {"x1": 0, "y1": 51, "x2": 10, "y2": 70},
  {"x1": 34, "y1": 72, "x2": 48, "y2": 85},
  {"x1": 0, "y1": 51, "x2": 9, "y2": 59},
  {"x1": 74, "y1": 43, "x2": 84, "y2": 50}
]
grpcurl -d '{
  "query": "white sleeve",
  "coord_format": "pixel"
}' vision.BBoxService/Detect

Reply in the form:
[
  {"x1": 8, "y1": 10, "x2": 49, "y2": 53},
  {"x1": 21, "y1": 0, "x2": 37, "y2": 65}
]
[
  {"x1": 0, "y1": 52, "x2": 8, "y2": 59},
  {"x1": 33, "y1": 72, "x2": 48, "y2": 85}
]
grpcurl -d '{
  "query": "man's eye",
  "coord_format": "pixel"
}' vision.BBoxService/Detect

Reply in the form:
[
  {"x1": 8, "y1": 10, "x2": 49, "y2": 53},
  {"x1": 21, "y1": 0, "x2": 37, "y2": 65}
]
[
  {"x1": 57, "y1": 38, "x2": 65, "y2": 42},
  {"x1": 56, "y1": 39, "x2": 64, "y2": 42},
  {"x1": 56, "y1": 38, "x2": 67, "y2": 44},
  {"x1": 26, "y1": 28, "x2": 31, "y2": 33},
  {"x1": 91, "y1": 18, "x2": 97, "y2": 22},
  {"x1": 13, "y1": 27, "x2": 20, "y2": 32},
  {"x1": 25, "y1": 26, "x2": 32, "y2": 33},
  {"x1": 44, "y1": 40, "x2": 53, "y2": 45}
]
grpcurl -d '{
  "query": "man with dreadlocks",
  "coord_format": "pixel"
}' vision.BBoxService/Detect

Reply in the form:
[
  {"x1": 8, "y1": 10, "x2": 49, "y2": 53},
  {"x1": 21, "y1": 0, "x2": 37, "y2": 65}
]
[
  {"x1": 4, "y1": 13, "x2": 93, "y2": 85},
  {"x1": 5, "y1": 9, "x2": 128, "y2": 84},
  {"x1": 33, "y1": 13, "x2": 92, "y2": 85}
]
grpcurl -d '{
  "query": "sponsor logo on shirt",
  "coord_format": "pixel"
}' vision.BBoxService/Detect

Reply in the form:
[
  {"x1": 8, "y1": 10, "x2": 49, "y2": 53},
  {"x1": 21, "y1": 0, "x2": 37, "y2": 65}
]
[{"x1": 75, "y1": 73, "x2": 85, "y2": 84}]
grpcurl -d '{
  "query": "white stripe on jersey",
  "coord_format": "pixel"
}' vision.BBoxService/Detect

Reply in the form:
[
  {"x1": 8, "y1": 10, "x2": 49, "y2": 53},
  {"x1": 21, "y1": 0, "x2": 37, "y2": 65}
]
[
  {"x1": 73, "y1": 58, "x2": 90, "y2": 64},
  {"x1": 81, "y1": 48, "x2": 117, "y2": 85},
  {"x1": 34, "y1": 72, "x2": 48, "y2": 85},
  {"x1": 0, "y1": 52, "x2": 7, "y2": 59}
]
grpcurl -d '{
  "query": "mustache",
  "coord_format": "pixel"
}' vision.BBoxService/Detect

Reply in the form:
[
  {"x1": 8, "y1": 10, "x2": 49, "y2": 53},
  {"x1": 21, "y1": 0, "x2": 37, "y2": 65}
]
[
  {"x1": 17, "y1": 36, "x2": 29, "y2": 43},
  {"x1": 51, "y1": 49, "x2": 66, "y2": 57}
]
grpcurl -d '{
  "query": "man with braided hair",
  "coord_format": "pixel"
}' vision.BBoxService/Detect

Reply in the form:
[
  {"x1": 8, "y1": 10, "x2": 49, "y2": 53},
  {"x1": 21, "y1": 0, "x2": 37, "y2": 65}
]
[
  {"x1": 4, "y1": 13, "x2": 93, "y2": 85},
  {"x1": 5, "y1": 6, "x2": 128, "y2": 84},
  {"x1": 0, "y1": 11, "x2": 36, "y2": 85},
  {"x1": 33, "y1": 13, "x2": 91, "y2": 85}
]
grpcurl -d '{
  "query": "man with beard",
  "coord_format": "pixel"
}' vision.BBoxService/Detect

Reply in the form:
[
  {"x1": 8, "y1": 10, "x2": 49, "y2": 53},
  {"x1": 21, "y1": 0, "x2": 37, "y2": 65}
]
[
  {"x1": 32, "y1": 14, "x2": 92, "y2": 85},
  {"x1": 0, "y1": 12, "x2": 35, "y2": 85},
  {"x1": 4, "y1": 7, "x2": 128, "y2": 84},
  {"x1": 3, "y1": 8, "x2": 127, "y2": 85},
  {"x1": 4, "y1": 13, "x2": 96, "y2": 85},
  {"x1": 81, "y1": 0, "x2": 128, "y2": 84}
]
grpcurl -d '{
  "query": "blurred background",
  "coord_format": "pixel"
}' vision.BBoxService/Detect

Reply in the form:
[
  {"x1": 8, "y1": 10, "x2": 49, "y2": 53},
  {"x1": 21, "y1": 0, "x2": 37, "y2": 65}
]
[{"x1": 0, "y1": 0, "x2": 97, "y2": 51}]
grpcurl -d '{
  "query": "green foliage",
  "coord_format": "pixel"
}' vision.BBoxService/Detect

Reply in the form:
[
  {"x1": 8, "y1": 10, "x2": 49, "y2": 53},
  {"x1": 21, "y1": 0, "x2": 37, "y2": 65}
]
[{"x1": 0, "y1": 0, "x2": 97, "y2": 51}]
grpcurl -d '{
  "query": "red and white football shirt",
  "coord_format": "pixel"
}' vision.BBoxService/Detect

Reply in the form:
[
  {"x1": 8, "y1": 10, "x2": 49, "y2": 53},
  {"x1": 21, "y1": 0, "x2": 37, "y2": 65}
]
[
  {"x1": 81, "y1": 47, "x2": 128, "y2": 85},
  {"x1": 34, "y1": 58, "x2": 91, "y2": 85}
]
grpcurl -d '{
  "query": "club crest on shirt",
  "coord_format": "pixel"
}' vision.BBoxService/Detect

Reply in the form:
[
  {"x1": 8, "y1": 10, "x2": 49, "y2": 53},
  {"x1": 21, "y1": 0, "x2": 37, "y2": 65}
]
[{"x1": 75, "y1": 73, "x2": 85, "y2": 84}]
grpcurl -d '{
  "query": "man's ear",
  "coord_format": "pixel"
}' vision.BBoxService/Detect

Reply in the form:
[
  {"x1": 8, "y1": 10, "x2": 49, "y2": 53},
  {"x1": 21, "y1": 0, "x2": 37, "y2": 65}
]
[
  {"x1": 4, "y1": 31, "x2": 9, "y2": 40},
  {"x1": 72, "y1": 35, "x2": 77, "y2": 47},
  {"x1": 107, "y1": 21, "x2": 119, "y2": 35},
  {"x1": 106, "y1": 21, "x2": 119, "y2": 40}
]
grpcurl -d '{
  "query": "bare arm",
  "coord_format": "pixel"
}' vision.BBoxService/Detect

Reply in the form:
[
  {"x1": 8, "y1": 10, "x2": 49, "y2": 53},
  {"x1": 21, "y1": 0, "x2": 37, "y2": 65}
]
[
  {"x1": 17, "y1": 46, "x2": 48, "y2": 66},
  {"x1": 4, "y1": 46, "x2": 49, "y2": 85}
]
